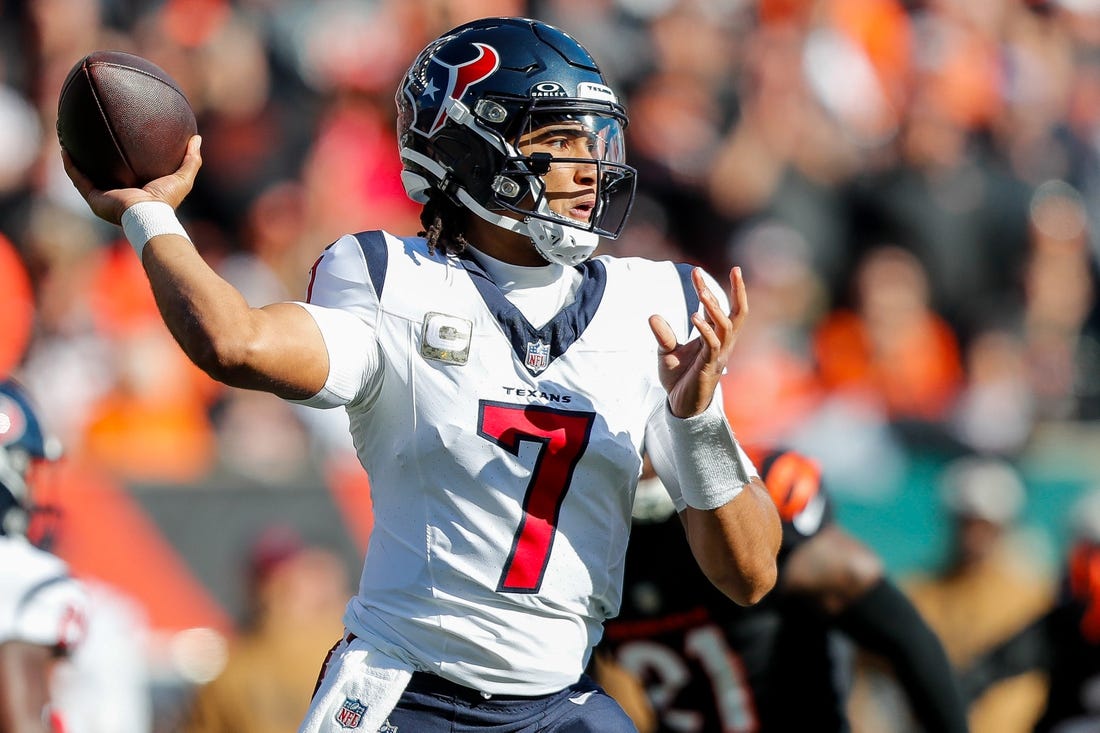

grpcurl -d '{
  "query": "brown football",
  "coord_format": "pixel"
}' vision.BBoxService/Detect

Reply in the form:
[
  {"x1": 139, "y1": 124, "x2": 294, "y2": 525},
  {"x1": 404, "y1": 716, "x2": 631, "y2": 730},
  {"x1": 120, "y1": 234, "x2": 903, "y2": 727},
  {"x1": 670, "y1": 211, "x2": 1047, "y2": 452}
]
[{"x1": 57, "y1": 50, "x2": 197, "y2": 190}]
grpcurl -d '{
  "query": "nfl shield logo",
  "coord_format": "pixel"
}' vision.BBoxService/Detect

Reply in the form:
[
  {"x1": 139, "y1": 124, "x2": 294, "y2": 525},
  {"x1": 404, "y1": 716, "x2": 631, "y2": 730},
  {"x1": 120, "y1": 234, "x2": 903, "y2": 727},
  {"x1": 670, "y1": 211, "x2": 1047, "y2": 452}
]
[
  {"x1": 334, "y1": 697, "x2": 366, "y2": 728},
  {"x1": 525, "y1": 339, "x2": 551, "y2": 373}
]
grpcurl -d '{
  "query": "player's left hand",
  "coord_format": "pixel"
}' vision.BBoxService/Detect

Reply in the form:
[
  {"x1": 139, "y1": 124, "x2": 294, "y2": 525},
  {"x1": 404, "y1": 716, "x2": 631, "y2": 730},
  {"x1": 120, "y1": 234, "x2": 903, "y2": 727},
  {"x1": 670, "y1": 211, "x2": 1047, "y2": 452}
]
[{"x1": 649, "y1": 266, "x2": 747, "y2": 419}]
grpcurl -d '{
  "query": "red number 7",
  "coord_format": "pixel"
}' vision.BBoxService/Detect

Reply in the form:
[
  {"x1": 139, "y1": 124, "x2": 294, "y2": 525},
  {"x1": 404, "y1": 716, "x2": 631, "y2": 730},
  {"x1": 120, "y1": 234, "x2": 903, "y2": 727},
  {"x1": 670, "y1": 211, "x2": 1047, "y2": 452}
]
[{"x1": 478, "y1": 401, "x2": 596, "y2": 593}]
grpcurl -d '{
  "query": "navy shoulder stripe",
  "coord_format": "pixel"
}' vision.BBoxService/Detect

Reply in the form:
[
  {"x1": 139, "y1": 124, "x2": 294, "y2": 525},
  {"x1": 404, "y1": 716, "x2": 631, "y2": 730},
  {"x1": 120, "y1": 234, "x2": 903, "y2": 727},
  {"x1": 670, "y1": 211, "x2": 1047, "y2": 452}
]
[
  {"x1": 354, "y1": 231, "x2": 389, "y2": 298},
  {"x1": 674, "y1": 263, "x2": 700, "y2": 335},
  {"x1": 15, "y1": 574, "x2": 71, "y2": 616}
]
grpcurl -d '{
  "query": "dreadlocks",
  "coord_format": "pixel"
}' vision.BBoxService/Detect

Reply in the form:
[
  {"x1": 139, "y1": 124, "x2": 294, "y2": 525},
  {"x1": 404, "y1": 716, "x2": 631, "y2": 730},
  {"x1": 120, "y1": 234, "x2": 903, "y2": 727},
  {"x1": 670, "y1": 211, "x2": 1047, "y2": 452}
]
[{"x1": 418, "y1": 194, "x2": 470, "y2": 257}]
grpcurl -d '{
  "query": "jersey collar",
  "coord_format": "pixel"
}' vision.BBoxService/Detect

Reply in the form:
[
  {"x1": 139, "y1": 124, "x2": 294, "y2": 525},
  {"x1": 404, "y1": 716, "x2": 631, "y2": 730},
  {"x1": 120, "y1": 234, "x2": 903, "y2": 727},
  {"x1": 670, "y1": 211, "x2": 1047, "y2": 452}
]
[{"x1": 460, "y1": 253, "x2": 607, "y2": 376}]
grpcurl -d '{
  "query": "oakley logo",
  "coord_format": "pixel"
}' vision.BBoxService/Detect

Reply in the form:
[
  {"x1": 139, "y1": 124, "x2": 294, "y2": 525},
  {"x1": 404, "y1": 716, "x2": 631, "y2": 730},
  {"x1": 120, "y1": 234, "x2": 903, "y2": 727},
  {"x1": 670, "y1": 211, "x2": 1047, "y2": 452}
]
[{"x1": 530, "y1": 82, "x2": 567, "y2": 97}]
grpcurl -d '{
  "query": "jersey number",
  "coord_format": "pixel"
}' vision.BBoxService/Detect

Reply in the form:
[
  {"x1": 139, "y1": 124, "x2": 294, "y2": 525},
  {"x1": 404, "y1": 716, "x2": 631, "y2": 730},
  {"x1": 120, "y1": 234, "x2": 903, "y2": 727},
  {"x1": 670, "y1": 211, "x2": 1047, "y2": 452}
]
[
  {"x1": 617, "y1": 625, "x2": 758, "y2": 733},
  {"x1": 478, "y1": 401, "x2": 595, "y2": 593}
]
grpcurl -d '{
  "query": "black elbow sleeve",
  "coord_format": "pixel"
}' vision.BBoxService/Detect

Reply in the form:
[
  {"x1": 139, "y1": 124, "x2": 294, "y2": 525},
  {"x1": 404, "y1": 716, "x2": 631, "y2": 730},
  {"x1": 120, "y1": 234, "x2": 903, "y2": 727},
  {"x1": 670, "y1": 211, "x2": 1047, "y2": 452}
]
[{"x1": 836, "y1": 578, "x2": 970, "y2": 733}]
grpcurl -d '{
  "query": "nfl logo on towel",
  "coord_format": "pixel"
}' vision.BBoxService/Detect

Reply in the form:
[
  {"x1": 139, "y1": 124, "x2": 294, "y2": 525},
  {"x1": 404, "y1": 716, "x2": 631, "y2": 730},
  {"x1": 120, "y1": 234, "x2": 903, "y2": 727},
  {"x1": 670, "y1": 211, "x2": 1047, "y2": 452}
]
[
  {"x1": 525, "y1": 339, "x2": 550, "y2": 372},
  {"x1": 335, "y1": 698, "x2": 366, "y2": 728}
]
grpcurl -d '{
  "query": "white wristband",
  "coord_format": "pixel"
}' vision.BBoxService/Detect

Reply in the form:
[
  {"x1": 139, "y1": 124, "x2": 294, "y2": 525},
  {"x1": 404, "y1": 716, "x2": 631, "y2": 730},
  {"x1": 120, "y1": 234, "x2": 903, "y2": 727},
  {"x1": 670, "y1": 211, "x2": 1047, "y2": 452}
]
[
  {"x1": 666, "y1": 400, "x2": 752, "y2": 510},
  {"x1": 121, "y1": 201, "x2": 191, "y2": 258}
]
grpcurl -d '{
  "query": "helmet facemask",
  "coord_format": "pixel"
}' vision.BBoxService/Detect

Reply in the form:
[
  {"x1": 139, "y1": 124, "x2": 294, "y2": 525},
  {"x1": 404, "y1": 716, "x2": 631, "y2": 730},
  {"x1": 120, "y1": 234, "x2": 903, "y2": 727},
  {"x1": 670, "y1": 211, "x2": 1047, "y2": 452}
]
[
  {"x1": 493, "y1": 106, "x2": 636, "y2": 265},
  {"x1": 0, "y1": 444, "x2": 32, "y2": 536}
]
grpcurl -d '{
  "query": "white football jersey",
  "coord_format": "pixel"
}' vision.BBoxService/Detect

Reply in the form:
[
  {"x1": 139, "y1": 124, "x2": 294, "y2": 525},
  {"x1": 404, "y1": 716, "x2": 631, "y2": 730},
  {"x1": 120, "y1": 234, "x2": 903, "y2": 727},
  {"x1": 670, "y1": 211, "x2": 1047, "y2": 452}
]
[
  {"x1": 0, "y1": 534, "x2": 86, "y2": 651},
  {"x1": 296, "y1": 231, "x2": 740, "y2": 695}
]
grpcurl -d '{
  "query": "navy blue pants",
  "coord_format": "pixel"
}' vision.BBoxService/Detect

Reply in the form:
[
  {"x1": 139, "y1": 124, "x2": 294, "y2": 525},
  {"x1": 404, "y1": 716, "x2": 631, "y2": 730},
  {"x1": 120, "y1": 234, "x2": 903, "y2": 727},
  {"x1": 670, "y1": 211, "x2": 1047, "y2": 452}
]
[{"x1": 380, "y1": 671, "x2": 638, "y2": 732}]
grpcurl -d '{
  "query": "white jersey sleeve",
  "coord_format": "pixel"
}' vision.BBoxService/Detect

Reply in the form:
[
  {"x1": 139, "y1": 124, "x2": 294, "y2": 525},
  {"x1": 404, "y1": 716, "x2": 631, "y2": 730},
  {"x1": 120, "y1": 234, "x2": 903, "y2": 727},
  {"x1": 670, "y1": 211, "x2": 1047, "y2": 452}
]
[
  {"x1": 0, "y1": 536, "x2": 87, "y2": 653},
  {"x1": 290, "y1": 233, "x2": 387, "y2": 409}
]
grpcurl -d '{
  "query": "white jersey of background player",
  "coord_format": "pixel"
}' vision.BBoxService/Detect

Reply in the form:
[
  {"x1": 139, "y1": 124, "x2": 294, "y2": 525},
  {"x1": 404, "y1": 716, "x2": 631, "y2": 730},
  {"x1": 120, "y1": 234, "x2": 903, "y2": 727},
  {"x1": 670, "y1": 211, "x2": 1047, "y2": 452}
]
[
  {"x1": 0, "y1": 379, "x2": 87, "y2": 733},
  {"x1": 63, "y1": 15, "x2": 781, "y2": 732}
]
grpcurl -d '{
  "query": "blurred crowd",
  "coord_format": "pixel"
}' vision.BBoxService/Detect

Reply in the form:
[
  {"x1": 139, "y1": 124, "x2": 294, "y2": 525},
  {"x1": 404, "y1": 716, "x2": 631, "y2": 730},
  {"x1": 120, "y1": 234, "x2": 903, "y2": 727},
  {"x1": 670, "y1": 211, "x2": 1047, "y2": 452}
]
[
  {"x1": 2, "y1": 0, "x2": 1100, "y2": 488},
  {"x1": 5, "y1": 0, "x2": 1100, "y2": 730}
]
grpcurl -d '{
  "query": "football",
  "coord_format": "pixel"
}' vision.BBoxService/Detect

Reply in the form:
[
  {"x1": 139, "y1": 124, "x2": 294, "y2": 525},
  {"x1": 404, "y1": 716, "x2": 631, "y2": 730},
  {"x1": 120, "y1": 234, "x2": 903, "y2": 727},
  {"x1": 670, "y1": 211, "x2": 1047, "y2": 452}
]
[{"x1": 57, "y1": 50, "x2": 197, "y2": 190}]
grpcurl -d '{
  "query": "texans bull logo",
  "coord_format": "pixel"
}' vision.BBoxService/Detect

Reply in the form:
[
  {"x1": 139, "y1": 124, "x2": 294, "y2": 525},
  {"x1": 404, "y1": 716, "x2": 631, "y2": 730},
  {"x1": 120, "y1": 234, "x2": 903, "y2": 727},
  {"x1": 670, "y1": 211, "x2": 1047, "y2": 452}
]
[{"x1": 424, "y1": 42, "x2": 501, "y2": 135}]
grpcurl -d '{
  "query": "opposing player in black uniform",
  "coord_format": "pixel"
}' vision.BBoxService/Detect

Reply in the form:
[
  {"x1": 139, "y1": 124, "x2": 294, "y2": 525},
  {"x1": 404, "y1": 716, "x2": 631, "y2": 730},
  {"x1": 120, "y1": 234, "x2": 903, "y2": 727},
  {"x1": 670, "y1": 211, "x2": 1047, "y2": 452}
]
[
  {"x1": 596, "y1": 449, "x2": 969, "y2": 733},
  {"x1": 960, "y1": 489, "x2": 1100, "y2": 732}
]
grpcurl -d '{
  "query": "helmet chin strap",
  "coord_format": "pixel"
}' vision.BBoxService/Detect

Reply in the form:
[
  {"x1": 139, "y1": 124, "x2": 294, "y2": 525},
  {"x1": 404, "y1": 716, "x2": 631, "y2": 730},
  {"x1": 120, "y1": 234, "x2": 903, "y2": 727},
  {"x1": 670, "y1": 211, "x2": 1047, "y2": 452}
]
[
  {"x1": 524, "y1": 217, "x2": 600, "y2": 267},
  {"x1": 454, "y1": 188, "x2": 598, "y2": 266}
]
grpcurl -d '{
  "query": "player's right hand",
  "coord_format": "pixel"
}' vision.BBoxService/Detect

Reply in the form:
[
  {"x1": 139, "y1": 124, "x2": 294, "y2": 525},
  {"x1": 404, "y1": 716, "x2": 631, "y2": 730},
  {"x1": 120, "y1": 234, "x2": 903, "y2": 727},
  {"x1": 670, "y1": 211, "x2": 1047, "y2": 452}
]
[{"x1": 62, "y1": 134, "x2": 202, "y2": 226}]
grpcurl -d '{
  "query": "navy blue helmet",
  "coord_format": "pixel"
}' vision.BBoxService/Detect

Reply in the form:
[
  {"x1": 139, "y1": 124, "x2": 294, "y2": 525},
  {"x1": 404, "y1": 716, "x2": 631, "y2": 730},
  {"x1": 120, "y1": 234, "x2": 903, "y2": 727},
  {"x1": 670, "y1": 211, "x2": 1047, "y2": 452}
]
[
  {"x1": 396, "y1": 17, "x2": 637, "y2": 266},
  {"x1": 0, "y1": 379, "x2": 61, "y2": 537}
]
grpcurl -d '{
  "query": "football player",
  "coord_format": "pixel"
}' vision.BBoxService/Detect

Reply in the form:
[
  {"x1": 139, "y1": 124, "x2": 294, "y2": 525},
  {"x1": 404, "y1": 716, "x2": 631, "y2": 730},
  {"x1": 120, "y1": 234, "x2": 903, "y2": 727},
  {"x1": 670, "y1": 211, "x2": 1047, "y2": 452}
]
[
  {"x1": 597, "y1": 449, "x2": 969, "y2": 733},
  {"x1": 960, "y1": 488, "x2": 1100, "y2": 731},
  {"x1": 0, "y1": 378, "x2": 87, "y2": 733},
  {"x1": 62, "y1": 16, "x2": 781, "y2": 733}
]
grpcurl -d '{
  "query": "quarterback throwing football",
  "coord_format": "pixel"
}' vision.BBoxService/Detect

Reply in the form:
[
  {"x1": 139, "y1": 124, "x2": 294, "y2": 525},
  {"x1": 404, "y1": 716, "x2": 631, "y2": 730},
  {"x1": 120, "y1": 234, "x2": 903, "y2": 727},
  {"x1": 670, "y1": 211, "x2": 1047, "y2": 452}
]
[{"x1": 62, "y1": 17, "x2": 781, "y2": 732}]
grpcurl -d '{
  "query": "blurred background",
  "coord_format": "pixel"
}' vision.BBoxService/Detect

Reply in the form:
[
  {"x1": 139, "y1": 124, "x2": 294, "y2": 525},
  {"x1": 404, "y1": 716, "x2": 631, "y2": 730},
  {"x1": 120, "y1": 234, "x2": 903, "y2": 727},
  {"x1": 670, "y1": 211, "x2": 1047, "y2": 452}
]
[{"x1": 3, "y1": 0, "x2": 1100, "y2": 730}]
